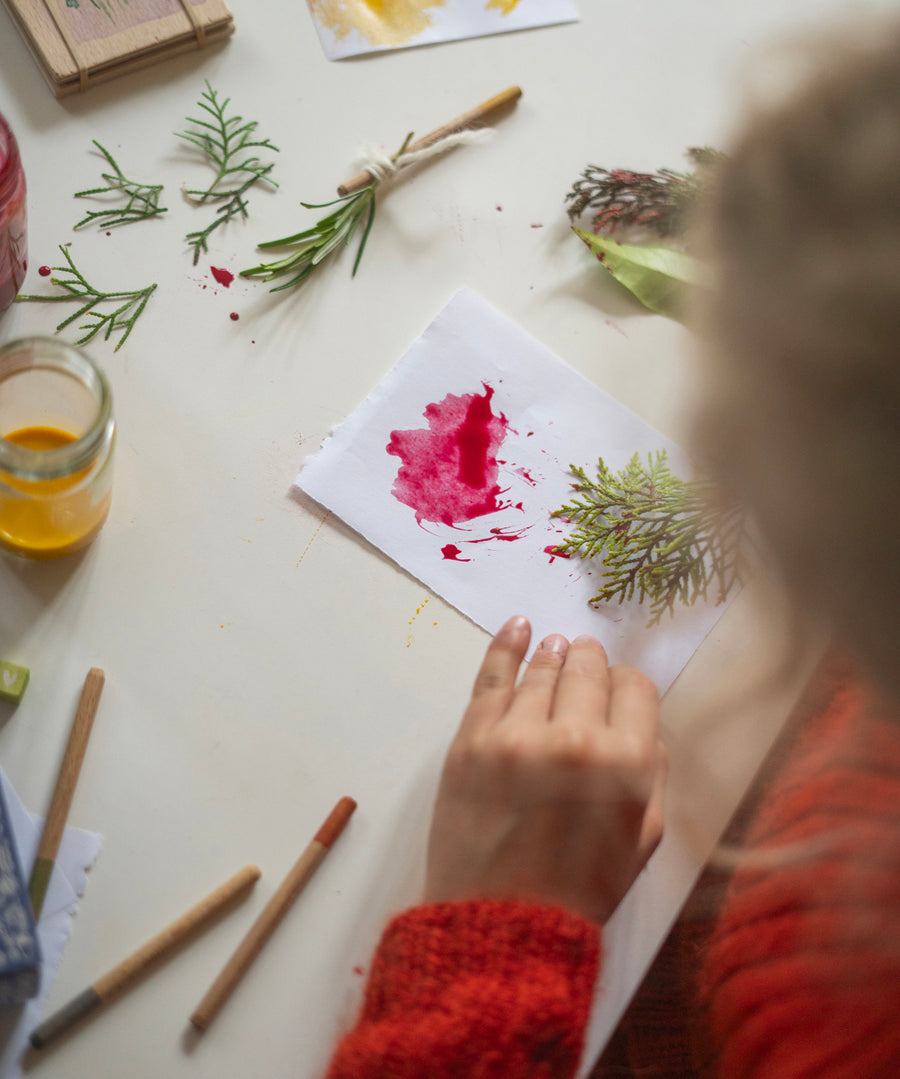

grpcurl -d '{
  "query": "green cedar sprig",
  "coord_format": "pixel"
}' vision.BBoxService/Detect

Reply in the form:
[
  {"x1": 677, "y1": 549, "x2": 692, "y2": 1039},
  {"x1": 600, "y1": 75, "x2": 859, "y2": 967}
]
[
  {"x1": 176, "y1": 81, "x2": 279, "y2": 264},
  {"x1": 16, "y1": 245, "x2": 157, "y2": 352},
  {"x1": 74, "y1": 141, "x2": 167, "y2": 230},
  {"x1": 240, "y1": 186, "x2": 376, "y2": 292},
  {"x1": 551, "y1": 450, "x2": 742, "y2": 625}
]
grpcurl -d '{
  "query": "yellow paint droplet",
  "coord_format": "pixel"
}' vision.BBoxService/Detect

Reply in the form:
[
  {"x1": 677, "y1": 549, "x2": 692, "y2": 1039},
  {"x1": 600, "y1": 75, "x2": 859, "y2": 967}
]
[{"x1": 486, "y1": 0, "x2": 522, "y2": 11}]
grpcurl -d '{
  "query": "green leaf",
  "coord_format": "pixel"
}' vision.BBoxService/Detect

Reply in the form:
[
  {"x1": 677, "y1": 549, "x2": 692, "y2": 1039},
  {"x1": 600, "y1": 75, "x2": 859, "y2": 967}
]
[{"x1": 572, "y1": 226, "x2": 698, "y2": 319}]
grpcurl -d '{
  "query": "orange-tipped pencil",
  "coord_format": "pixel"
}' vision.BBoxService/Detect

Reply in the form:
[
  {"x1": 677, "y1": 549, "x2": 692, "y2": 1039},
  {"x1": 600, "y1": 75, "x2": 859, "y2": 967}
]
[{"x1": 189, "y1": 796, "x2": 357, "y2": 1031}]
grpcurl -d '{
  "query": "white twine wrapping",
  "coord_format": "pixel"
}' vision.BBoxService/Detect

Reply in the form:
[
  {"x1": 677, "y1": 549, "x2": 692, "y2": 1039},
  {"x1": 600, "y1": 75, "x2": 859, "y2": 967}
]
[{"x1": 357, "y1": 127, "x2": 495, "y2": 185}]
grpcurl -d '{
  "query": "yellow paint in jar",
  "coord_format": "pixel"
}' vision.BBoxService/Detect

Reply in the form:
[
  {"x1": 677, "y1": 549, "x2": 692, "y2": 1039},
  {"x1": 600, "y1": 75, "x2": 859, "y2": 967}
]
[{"x1": 0, "y1": 339, "x2": 115, "y2": 560}]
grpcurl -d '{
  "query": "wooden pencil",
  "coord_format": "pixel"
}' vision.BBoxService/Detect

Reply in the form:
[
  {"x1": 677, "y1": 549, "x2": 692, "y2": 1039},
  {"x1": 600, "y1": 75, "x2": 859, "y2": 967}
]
[
  {"x1": 29, "y1": 865, "x2": 261, "y2": 1050},
  {"x1": 189, "y1": 796, "x2": 357, "y2": 1031},
  {"x1": 337, "y1": 86, "x2": 523, "y2": 196},
  {"x1": 28, "y1": 667, "x2": 105, "y2": 919}
]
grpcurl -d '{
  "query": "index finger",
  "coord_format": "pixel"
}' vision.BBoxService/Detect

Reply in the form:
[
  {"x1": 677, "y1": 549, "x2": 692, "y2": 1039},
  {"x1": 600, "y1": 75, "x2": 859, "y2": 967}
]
[{"x1": 458, "y1": 615, "x2": 531, "y2": 737}]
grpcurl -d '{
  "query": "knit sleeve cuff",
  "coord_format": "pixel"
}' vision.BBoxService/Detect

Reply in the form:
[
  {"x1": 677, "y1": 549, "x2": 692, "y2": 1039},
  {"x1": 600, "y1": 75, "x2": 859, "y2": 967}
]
[{"x1": 326, "y1": 900, "x2": 600, "y2": 1079}]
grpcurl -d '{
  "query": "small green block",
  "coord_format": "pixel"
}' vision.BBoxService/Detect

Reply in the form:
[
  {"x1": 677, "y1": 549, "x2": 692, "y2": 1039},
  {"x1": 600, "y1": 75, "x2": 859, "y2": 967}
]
[{"x1": 0, "y1": 662, "x2": 29, "y2": 704}]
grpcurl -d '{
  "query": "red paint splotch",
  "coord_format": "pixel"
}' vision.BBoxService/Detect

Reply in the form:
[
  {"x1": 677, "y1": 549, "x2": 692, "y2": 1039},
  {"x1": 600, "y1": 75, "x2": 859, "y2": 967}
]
[
  {"x1": 441, "y1": 544, "x2": 471, "y2": 562},
  {"x1": 229, "y1": 311, "x2": 239, "y2": 321},
  {"x1": 211, "y1": 266, "x2": 234, "y2": 287},
  {"x1": 387, "y1": 383, "x2": 509, "y2": 526},
  {"x1": 38, "y1": 265, "x2": 51, "y2": 277}
]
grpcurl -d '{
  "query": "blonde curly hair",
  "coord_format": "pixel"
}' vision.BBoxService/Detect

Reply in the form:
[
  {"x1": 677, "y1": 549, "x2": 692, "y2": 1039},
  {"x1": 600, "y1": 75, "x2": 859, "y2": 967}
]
[{"x1": 692, "y1": 19, "x2": 900, "y2": 702}]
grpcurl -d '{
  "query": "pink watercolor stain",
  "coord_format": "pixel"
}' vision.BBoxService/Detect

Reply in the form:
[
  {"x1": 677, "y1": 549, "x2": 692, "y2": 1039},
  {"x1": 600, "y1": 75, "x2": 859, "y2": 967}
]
[
  {"x1": 387, "y1": 383, "x2": 509, "y2": 526},
  {"x1": 441, "y1": 543, "x2": 471, "y2": 561},
  {"x1": 211, "y1": 266, "x2": 234, "y2": 287}
]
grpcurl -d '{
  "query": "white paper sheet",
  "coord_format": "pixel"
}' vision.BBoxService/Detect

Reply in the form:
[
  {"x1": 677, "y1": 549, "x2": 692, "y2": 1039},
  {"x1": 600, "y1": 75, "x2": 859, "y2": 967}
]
[
  {"x1": 296, "y1": 287, "x2": 734, "y2": 694},
  {"x1": 0, "y1": 771, "x2": 102, "y2": 1078},
  {"x1": 306, "y1": 0, "x2": 579, "y2": 61}
]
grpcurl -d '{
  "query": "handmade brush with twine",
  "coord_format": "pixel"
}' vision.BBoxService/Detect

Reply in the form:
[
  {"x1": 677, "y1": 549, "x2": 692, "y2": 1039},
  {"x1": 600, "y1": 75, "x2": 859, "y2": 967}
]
[{"x1": 240, "y1": 87, "x2": 522, "y2": 292}]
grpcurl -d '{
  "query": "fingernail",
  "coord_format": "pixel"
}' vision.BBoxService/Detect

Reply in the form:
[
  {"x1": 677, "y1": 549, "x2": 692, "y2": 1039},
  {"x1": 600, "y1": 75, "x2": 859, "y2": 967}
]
[
  {"x1": 538, "y1": 633, "x2": 569, "y2": 654},
  {"x1": 499, "y1": 615, "x2": 530, "y2": 640},
  {"x1": 573, "y1": 635, "x2": 600, "y2": 646}
]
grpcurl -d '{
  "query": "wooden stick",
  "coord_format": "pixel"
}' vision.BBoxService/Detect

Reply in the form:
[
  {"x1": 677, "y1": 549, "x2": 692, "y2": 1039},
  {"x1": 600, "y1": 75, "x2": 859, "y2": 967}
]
[
  {"x1": 29, "y1": 668, "x2": 105, "y2": 919},
  {"x1": 337, "y1": 86, "x2": 522, "y2": 196},
  {"x1": 28, "y1": 865, "x2": 261, "y2": 1050},
  {"x1": 189, "y1": 796, "x2": 357, "y2": 1031}
]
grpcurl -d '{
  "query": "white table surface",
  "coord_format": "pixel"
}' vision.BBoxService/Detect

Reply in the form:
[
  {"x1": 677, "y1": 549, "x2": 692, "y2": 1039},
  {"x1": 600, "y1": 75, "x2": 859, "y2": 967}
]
[{"x1": 0, "y1": 2, "x2": 875, "y2": 1076}]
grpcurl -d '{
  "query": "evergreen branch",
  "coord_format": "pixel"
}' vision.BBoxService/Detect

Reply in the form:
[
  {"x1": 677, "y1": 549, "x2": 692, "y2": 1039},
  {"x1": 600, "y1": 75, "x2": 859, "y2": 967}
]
[
  {"x1": 16, "y1": 245, "x2": 157, "y2": 352},
  {"x1": 240, "y1": 186, "x2": 377, "y2": 292},
  {"x1": 184, "y1": 164, "x2": 275, "y2": 265},
  {"x1": 551, "y1": 450, "x2": 742, "y2": 625},
  {"x1": 176, "y1": 81, "x2": 279, "y2": 263},
  {"x1": 74, "y1": 141, "x2": 167, "y2": 230}
]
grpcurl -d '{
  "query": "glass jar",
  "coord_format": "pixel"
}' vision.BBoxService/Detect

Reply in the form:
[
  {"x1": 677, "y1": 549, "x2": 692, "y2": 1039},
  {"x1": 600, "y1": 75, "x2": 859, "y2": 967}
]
[
  {"x1": 0, "y1": 338, "x2": 115, "y2": 559},
  {"x1": 0, "y1": 114, "x2": 27, "y2": 316}
]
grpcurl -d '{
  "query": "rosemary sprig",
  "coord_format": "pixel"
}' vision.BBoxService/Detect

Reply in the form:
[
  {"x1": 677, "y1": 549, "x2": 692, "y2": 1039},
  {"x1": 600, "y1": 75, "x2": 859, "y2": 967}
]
[
  {"x1": 176, "y1": 81, "x2": 279, "y2": 264},
  {"x1": 16, "y1": 245, "x2": 157, "y2": 352},
  {"x1": 552, "y1": 450, "x2": 742, "y2": 625},
  {"x1": 240, "y1": 132, "x2": 415, "y2": 292},
  {"x1": 240, "y1": 186, "x2": 376, "y2": 291},
  {"x1": 74, "y1": 140, "x2": 167, "y2": 230}
]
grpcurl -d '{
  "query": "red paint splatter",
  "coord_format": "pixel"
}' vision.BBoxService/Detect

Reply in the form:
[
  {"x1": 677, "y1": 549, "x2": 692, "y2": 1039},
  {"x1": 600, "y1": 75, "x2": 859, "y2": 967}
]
[
  {"x1": 353, "y1": 966, "x2": 365, "y2": 976},
  {"x1": 441, "y1": 544, "x2": 471, "y2": 561},
  {"x1": 544, "y1": 544, "x2": 571, "y2": 563},
  {"x1": 106, "y1": 231, "x2": 111, "y2": 237},
  {"x1": 211, "y1": 266, "x2": 234, "y2": 287},
  {"x1": 496, "y1": 205, "x2": 503, "y2": 211},
  {"x1": 530, "y1": 223, "x2": 544, "y2": 229},
  {"x1": 515, "y1": 466, "x2": 537, "y2": 486},
  {"x1": 387, "y1": 383, "x2": 509, "y2": 526},
  {"x1": 229, "y1": 312, "x2": 239, "y2": 321},
  {"x1": 467, "y1": 525, "x2": 530, "y2": 544},
  {"x1": 38, "y1": 265, "x2": 51, "y2": 276}
]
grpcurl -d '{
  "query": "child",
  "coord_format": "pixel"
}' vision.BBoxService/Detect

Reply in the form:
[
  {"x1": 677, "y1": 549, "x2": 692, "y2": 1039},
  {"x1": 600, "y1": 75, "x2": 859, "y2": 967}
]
[{"x1": 324, "y1": 17, "x2": 900, "y2": 1079}]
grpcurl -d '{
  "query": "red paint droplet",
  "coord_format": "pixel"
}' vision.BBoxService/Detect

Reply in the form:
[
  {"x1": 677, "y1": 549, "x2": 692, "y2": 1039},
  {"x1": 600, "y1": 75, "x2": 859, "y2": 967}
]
[
  {"x1": 544, "y1": 544, "x2": 571, "y2": 563},
  {"x1": 38, "y1": 265, "x2": 51, "y2": 277},
  {"x1": 441, "y1": 544, "x2": 471, "y2": 562},
  {"x1": 106, "y1": 231, "x2": 111, "y2": 237},
  {"x1": 387, "y1": 383, "x2": 509, "y2": 526},
  {"x1": 496, "y1": 205, "x2": 503, "y2": 211},
  {"x1": 515, "y1": 466, "x2": 537, "y2": 486},
  {"x1": 530, "y1": 223, "x2": 544, "y2": 229},
  {"x1": 353, "y1": 965, "x2": 365, "y2": 976},
  {"x1": 229, "y1": 312, "x2": 239, "y2": 321},
  {"x1": 211, "y1": 266, "x2": 234, "y2": 287}
]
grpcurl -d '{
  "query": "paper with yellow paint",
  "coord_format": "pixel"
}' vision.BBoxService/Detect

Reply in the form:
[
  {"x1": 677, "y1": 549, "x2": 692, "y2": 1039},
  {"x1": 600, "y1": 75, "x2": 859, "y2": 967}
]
[{"x1": 306, "y1": 0, "x2": 578, "y2": 60}]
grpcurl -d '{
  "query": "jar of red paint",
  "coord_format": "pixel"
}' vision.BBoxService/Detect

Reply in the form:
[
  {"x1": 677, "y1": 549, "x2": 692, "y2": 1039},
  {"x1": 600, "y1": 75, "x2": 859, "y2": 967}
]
[{"x1": 0, "y1": 114, "x2": 27, "y2": 317}]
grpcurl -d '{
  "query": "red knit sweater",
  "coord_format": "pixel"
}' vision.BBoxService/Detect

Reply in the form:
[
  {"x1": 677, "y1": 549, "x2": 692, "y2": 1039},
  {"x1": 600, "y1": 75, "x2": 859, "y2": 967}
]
[{"x1": 326, "y1": 682, "x2": 900, "y2": 1079}]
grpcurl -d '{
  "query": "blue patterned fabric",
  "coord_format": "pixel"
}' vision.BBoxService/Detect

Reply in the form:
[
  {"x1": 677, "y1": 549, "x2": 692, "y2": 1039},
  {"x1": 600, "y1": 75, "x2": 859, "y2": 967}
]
[{"x1": 0, "y1": 781, "x2": 40, "y2": 1007}]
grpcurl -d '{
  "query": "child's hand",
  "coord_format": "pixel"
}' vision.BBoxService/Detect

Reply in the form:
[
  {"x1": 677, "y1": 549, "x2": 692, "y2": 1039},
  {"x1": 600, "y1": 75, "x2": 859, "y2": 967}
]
[{"x1": 425, "y1": 615, "x2": 667, "y2": 924}]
